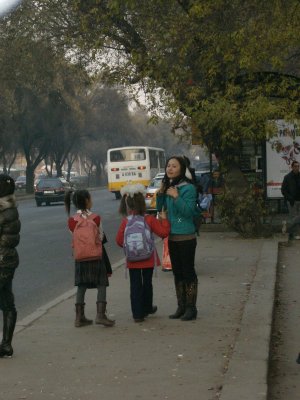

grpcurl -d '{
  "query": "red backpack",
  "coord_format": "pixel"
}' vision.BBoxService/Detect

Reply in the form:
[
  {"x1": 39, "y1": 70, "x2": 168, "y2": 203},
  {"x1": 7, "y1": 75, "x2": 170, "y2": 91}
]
[{"x1": 72, "y1": 213, "x2": 102, "y2": 261}]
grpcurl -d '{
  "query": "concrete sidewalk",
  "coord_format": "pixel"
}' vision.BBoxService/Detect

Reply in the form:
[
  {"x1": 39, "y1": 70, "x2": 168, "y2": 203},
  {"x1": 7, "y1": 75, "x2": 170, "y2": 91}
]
[
  {"x1": 268, "y1": 240, "x2": 300, "y2": 399},
  {"x1": 0, "y1": 233, "x2": 280, "y2": 400}
]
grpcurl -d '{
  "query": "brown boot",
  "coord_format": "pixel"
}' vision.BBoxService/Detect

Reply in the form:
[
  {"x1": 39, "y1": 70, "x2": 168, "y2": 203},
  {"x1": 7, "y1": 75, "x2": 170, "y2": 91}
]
[
  {"x1": 95, "y1": 302, "x2": 115, "y2": 327},
  {"x1": 75, "y1": 303, "x2": 93, "y2": 327}
]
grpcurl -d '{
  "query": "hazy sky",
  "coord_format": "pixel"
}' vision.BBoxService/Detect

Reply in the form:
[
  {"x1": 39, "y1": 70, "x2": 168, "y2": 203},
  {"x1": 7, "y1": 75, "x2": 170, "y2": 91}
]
[{"x1": 0, "y1": 0, "x2": 21, "y2": 16}]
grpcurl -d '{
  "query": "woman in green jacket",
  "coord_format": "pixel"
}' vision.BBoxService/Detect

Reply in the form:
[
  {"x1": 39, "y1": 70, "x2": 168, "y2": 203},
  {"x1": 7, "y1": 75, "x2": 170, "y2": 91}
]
[{"x1": 156, "y1": 156, "x2": 198, "y2": 321}]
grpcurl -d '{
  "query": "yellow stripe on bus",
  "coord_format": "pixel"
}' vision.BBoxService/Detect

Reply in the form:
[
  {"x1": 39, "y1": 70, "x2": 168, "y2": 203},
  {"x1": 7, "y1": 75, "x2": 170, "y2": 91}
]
[{"x1": 108, "y1": 180, "x2": 150, "y2": 192}]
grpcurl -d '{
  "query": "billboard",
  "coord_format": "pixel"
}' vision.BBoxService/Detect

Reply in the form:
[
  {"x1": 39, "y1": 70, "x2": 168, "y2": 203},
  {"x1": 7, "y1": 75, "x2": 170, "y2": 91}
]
[{"x1": 266, "y1": 120, "x2": 300, "y2": 198}]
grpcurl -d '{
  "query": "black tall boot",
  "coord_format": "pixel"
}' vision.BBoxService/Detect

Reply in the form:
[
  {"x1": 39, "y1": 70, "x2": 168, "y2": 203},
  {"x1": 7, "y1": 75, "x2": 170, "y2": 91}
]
[
  {"x1": 169, "y1": 281, "x2": 186, "y2": 319},
  {"x1": 0, "y1": 309, "x2": 17, "y2": 357},
  {"x1": 181, "y1": 281, "x2": 198, "y2": 321}
]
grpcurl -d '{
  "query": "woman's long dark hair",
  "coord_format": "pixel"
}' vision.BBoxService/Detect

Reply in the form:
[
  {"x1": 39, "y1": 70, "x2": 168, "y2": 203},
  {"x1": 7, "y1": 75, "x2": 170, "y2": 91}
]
[
  {"x1": 161, "y1": 156, "x2": 192, "y2": 192},
  {"x1": 64, "y1": 190, "x2": 91, "y2": 216}
]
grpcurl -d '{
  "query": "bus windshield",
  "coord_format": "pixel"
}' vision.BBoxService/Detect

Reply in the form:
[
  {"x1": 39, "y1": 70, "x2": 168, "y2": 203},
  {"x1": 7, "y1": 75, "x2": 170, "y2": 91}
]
[{"x1": 110, "y1": 148, "x2": 146, "y2": 162}]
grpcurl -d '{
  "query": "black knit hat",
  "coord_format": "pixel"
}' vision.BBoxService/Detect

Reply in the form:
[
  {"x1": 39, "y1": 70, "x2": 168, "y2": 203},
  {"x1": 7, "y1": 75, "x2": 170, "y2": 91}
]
[{"x1": 0, "y1": 174, "x2": 15, "y2": 197}]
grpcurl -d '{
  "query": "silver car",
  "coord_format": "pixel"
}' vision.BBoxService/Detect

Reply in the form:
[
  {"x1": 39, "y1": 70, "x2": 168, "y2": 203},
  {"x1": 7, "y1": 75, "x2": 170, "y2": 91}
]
[
  {"x1": 145, "y1": 173, "x2": 165, "y2": 213},
  {"x1": 15, "y1": 176, "x2": 26, "y2": 190}
]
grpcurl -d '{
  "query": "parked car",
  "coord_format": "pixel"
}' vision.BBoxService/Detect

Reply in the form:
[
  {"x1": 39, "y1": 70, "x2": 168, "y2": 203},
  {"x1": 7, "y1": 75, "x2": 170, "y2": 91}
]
[
  {"x1": 15, "y1": 176, "x2": 26, "y2": 190},
  {"x1": 70, "y1": 175, "x2": 89, "y2": 189},
  {"x1": 145, "y1": 173, "x2": 165, "y2": 213},
  {"x1": 34, "y1": 177, "x2": 72, "y2": 207},
  {"x1": 34, "y1": 174, "x2": 47, "y2": 189}
]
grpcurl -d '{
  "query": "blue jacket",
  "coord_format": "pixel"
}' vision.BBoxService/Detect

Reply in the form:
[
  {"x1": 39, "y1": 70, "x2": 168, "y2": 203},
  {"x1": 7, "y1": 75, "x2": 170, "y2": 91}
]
[{"x1": 156, "y1": 182, "x2": 198, "y2": 235}]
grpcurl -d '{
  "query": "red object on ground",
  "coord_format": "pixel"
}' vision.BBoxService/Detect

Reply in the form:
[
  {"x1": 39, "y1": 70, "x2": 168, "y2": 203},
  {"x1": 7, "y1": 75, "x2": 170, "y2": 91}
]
[{"x1": 162, "y1": 237, "x2": 172, "y2": 271}]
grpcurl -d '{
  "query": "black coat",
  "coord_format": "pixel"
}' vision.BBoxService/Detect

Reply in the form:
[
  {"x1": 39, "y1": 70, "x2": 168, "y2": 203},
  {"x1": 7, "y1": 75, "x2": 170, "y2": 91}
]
[
  {"x1": 281, "y1": 171, "x2": 300, "y2": 206},
  {"x1": 102, "y1": 233, "x2": 112, "y2": 275},
  {"x1": 0, "y1": 195, "x2": 21, "y2": 270}
]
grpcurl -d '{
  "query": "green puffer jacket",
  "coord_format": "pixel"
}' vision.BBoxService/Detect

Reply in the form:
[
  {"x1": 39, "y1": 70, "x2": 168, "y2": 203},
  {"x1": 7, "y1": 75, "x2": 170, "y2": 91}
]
[
  {"x1": 156, "y1": 182, "x2": 198, "y2": 235},
  {"x1": 0, "y1": 195, "x2": 21, "y2": 270}
]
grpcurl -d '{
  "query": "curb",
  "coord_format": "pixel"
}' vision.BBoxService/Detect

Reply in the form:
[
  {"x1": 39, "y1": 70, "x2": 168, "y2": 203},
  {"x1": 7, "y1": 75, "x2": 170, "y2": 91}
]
[{"x1": 220, "y1": 239, "x2": 281, "y2": 400}]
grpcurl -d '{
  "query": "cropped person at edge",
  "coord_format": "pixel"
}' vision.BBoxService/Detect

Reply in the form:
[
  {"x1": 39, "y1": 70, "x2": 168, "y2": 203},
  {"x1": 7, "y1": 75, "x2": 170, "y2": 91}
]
[
  {"x1": 0, "y1": 175, "x2": 21, "y2": 357},
  {"x1": 156, "y1": 156, "x2": 198, "y2": 321}
]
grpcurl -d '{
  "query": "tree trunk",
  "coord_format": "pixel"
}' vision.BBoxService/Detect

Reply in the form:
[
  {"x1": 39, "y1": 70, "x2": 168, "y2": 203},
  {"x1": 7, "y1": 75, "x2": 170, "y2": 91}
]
[
  {"x1": 223, "y1": 161, "x2": 248, "y2": 195},
  {"x1": 26, "y1": 165, "x2": 35, "y2": 194},
  {"x1": 56, "y1": 164, "x2": 63, "y2": 177},
  {"x1": 95, "y1": 164, "x2": 102, "y2": 186}
]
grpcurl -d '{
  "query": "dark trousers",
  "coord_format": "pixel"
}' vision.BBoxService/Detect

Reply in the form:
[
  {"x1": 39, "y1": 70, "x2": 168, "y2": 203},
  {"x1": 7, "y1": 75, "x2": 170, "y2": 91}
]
[
  {"x1": 287, "y1": 201, "x2": 300, "y2": 235},
  {"x1": 0, "y1": 269, "x2": 16, "y2": 312},
  {"x1": 129, "y1": 268, "x2": 154, "y2": 319},
  {"x1": 168, "y1": 239, "x2": 197, "y2": 283}
]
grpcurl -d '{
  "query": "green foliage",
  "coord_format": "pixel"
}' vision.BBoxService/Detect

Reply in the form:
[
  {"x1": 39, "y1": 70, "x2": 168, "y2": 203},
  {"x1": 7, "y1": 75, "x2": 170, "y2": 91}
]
[
  {"x1": 49, "y1": 0, "x2": 300, "y2": 161},
  {"x1": 217, "y1": 187, "x2": 271, "y2": 238},
  {"x1": 3, "y1": 0, "x2": 300, "y2": 230}
]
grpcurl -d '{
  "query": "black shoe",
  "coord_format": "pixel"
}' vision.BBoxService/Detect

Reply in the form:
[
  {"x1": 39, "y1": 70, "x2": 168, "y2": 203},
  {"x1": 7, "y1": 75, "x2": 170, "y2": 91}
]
[
  {"x1": 297, "y1": 353, "x2": 300, "y2": 364},
  {"x1": 134, "y1": 318, "x2": 145, "y2": 323},
  {"x1": 144, "y1": 306, "x2": 158, "y2": 317},
  {"x1": 148, "y1": 306, "x2": 157, "y2": 315},
  {"x1": 181, "y1": 306, "x2": 197, "y2": 321},
  {"x1": 169, "y1": 306, "x2": 185, "y2": 319},
  {"x1": 0, "y1": 343, "x2": 13, "y2": 357}
]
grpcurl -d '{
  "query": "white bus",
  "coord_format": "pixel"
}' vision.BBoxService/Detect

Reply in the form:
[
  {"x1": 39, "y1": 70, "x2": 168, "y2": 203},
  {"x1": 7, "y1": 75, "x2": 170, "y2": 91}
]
[{"x1": 107, "y1": 146, "x2": 166, "y2": 199}]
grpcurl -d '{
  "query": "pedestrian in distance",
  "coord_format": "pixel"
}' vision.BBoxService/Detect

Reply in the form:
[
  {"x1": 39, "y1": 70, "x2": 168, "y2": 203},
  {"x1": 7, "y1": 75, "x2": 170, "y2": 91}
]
[
  {"x1": 0, "y1": 174, "x2": 21, "y2": 357},
  {"x1": 116, "y1": 184, "x2": 170, "y2": 323},
  {"x1": 65, "y1": 190, "x2": 115, "y2": 328},
  {"x1": 156, "y1": 156, "x2": 199, "y2": 321},
  {"x1": 281, "y1": 160, "x2": 300, "y2": 240}
]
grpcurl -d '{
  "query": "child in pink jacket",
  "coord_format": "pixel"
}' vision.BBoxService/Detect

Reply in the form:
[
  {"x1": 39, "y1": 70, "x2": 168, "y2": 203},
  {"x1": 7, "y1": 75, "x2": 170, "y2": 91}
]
[{"x1": 116, "y1": 184, "x2": 170, "y2": 322}]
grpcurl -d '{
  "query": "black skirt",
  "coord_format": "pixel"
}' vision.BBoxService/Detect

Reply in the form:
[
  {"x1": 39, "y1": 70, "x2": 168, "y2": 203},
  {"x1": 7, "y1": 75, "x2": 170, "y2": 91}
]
[{"x1": 75, "y1": 258, "x2": 109, "y2": 288}]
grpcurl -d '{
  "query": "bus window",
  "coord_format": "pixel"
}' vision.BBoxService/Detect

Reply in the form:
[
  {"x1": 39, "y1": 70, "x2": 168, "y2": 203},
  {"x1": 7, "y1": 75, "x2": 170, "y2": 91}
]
[
  {"x1": 132, "y1": 151, "x2": 145, "y2": 161},
  {"x1": 159, "y1": 152, "x2": 166, "y2": 169},
  {"x1": 149, "y1": 150, "x2": 158, "y2": 168},
  {"x1": 110, "y1": 148, "x2": 146, "y2": 162},
  {"x1": 110, "y1": 151, "x2": 123, "y2": 162}
]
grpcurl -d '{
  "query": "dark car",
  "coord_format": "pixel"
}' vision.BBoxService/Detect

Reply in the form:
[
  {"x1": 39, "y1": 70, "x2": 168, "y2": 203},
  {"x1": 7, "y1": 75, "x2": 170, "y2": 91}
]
[
  {"x1": 15, "y1": 176, "x2": 26, "y2": 190},
  {"x1": 34, "y1": 177, "x2": 72, "y2": 207},
  {"x1": 34, "y1": 173, "x2": 47, "y2": 189}
]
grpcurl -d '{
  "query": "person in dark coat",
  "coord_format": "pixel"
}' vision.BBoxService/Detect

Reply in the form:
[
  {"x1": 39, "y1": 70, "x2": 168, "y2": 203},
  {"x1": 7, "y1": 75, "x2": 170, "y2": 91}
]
[
  {"x1": 281, "y1": 161, "x2": 300, "y2": 239},
  {"x1": 0, "y1": 174, "x2": 21, "y2": 357}
]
